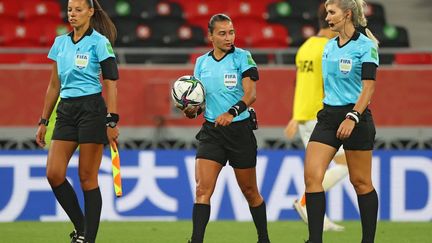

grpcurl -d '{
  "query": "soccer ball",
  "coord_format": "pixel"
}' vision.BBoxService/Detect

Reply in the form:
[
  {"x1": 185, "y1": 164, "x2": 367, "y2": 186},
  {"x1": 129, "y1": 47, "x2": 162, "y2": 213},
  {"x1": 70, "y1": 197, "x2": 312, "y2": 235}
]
[{"x1": 171, "y1": 75, "x2": 205, "y2": 109}]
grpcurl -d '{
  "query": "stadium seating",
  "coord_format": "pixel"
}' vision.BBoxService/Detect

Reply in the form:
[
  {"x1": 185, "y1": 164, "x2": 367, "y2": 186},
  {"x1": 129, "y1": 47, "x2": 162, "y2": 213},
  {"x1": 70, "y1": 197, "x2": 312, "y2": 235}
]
[
  {"x1": 0, "y1": 0, "x2": 417, "y2": 65},
  {"x1": 0, "y1": 22, "x2": 42, "y2": 47},
  {"x1": 234, "y1": 19, "x2": 289, "y2": 48},
  {"x1": 364, "y1": 2, "x2": 386, "y2": 26},
  {"x1": 0, "y1": 0, "x2": 22, "y2": 20},
  {"x1": 22, "y1": 0, "x2": 62, "y2": 21},
  {"x1": 369, "y1": 24, "x2": 409, "y2": 47},
  {"x1": 120, "y1": 0, "x2": 184, "y2": 20},
  {"x1": 267, "y1": 0, "x2": 320, "y2": 22},
  {"x1": 182, "y1": 0, "x2": 227, "y2": 32},
  {"x1": 227, "y1": 1, "x2": 268, "y2": 21},
  {"x1": 114, "y1": 17, "x2": 204, "y2": 47}
]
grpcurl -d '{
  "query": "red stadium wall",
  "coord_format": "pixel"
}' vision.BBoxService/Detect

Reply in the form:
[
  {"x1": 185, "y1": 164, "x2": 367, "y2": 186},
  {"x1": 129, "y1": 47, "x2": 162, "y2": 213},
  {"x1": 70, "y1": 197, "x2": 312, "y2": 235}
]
[{"x1": 0, "y1": 66, "x2": 431, "y2": 126}]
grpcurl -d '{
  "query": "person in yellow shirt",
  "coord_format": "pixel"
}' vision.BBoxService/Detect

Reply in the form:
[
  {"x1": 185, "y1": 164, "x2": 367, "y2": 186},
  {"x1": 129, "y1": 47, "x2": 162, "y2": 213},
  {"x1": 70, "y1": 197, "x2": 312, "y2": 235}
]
[{"x1": 284, "y1": 4, "x2": 347, "y2": 232}]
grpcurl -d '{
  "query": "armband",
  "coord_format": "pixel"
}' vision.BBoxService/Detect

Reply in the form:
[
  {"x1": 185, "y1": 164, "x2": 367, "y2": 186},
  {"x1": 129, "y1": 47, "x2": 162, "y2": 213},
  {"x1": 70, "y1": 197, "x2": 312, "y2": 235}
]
[{"x1": 227, "y1": 100, "x2": 247, "y2": 117}]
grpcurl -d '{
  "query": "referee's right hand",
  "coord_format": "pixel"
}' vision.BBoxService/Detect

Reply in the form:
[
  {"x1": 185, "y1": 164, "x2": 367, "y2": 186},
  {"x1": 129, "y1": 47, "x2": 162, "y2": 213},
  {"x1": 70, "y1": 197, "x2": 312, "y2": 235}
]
[
  {"x1": 36, "y1": 125, "x2": 47, "y2": 148},
  {"x1": 183, "y1": 105, "x2": 200, "y2": 119}
]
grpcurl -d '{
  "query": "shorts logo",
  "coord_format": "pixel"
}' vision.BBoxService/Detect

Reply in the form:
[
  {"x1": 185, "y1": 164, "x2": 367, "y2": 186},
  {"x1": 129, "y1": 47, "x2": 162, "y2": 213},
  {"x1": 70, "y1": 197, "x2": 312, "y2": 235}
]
[
  {"x1": 75, "y1": 53, "x2": 89, "y2": 69},
  {"x1": 339, "y1": 58, "x2": 352, "y2": 74},
  {"x1": 224, "y1": 73, "x2": 237, "y2": 90}
]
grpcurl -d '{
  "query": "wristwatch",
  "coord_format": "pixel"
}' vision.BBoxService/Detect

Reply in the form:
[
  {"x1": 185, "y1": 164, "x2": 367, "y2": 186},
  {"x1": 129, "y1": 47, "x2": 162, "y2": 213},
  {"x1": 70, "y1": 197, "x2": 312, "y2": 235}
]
[
  {"x1": 38, "y1": 118, "x2": 49, "y2": 126},
  {"x1": 106, "y1": 121, "x2": 117, "y2": 128}
]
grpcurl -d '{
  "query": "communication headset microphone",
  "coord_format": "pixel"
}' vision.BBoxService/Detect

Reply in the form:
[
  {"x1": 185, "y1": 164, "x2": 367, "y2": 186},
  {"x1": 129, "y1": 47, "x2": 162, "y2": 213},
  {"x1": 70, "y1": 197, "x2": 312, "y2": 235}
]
[{"x1": 329, "y1": 15, "x2": 348, "y2": 27}]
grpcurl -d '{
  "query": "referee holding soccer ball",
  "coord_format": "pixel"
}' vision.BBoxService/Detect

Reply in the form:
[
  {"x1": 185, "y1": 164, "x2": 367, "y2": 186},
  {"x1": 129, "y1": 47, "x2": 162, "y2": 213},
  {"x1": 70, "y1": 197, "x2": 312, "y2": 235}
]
[{"x1": 179, "y1": 14, "x2": 270, "y2": 243}]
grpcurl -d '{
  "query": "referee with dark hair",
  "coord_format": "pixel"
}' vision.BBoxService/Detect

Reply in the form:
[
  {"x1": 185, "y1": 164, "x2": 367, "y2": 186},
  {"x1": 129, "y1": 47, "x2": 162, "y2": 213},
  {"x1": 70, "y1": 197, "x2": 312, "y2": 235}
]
[
  {"x1": 35, "y1": 0, "x2": 119, "y2": 242},
  {"x1": 180, "y1": 14, "x2": 270, "y2": 243}
]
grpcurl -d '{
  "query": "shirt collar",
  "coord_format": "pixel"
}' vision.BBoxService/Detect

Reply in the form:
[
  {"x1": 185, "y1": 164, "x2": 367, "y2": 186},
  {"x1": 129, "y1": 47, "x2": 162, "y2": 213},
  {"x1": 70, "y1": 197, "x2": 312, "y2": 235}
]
[
  {"x1": 68, "y1": 28, "x2": 94, "y2": 44},
  {"x1": 208, "y1": 45, "x2": 235, "y2": 62},
  {"x1": 335, "y1": 31, "x2": 360, "y2": 48}
]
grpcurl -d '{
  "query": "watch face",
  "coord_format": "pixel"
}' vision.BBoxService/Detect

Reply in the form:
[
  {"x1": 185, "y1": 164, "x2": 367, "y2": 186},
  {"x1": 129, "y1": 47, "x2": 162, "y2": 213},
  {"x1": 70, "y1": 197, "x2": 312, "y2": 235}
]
[
  {"x1": 108, "y1": 122, "x2": 117, "y2": 128},
  {"x1": 39, "y1": 119, "x2": 48, "y2": 126}
]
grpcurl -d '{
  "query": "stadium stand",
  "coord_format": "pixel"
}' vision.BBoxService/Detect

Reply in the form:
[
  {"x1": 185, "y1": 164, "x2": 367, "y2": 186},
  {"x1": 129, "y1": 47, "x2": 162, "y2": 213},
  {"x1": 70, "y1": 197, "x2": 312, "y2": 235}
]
[
  {"x1": 0, "y1": 0, "x2": 419, "y2": 64},
  {"x1": 181, "y1": 0, "x2": 227, "y2": 31},
  {"x1": 0, "y1": 0, "x2": 21, "y2": 21},
  {"x1": 364, "y1": 2, "x2": 386, "y2": 25}
]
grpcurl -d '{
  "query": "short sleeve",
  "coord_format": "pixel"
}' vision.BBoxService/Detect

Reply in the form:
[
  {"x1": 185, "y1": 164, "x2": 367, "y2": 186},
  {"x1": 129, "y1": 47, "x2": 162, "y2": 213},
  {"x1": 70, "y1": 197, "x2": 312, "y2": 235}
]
[
  {"x1": 360, "y1": 41, "x2": 379, "y2": 66},
  {"x1": 194, "y1": 56, "x2": 203, "y2": 80},
  {"x1": 47, "y1": 37, "x2": 60, "y2": 61},
  {"x1": 95, "y1": 38, "x2": 116, "y2": 62},
  {"x1": 240, "y1": 50, "x2": 257, "y2": 73}
]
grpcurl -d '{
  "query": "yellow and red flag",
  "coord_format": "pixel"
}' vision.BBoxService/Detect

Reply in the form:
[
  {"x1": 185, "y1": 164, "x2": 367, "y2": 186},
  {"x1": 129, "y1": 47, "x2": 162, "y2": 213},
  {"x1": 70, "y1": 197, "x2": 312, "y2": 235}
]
[{"x1": 110, "y1": 143, "x2": 123, "y2": 197}]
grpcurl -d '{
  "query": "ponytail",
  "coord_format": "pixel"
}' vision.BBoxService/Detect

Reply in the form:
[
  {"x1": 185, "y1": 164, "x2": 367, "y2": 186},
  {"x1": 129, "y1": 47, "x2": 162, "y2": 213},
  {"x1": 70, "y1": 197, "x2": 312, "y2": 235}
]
[
  {"x1": 364, "y1": 27, "x2": 379, "y2": 46},
  {"x1": 89, "y1": 0, "x2": 117, "y2": 45},
  {"x1": 353, "y1": 0, "x2": 379, "y2": 46}
]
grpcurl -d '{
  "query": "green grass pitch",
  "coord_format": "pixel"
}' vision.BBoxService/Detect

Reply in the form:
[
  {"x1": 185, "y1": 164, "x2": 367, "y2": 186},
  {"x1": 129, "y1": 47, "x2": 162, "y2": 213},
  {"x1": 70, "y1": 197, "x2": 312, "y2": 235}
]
[{"x1": 0, "y1": 221, "x2": 430, "y2": 242}]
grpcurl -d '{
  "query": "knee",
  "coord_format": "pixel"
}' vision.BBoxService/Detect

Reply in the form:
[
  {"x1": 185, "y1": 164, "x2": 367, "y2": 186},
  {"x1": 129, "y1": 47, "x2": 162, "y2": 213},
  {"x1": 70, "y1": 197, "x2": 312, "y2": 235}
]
[
  {"x1": 46, "y1": 170, "x2": 65, "y2": 187},
  {"x1": 195, "y1": 184, "x2": 212, "y2": 203},
  {"x1": 349, "y1": 176, "x2": 373, "y2": 194},
  {"x1": 304, "y1": 172, "x2": 323, "y2": 191},
  {"x1": 79, "y1": 170, "x2": 98, "y2": 190},
  {"x1": 240, "y1": 185, "x2": 260, "y2": 204}
]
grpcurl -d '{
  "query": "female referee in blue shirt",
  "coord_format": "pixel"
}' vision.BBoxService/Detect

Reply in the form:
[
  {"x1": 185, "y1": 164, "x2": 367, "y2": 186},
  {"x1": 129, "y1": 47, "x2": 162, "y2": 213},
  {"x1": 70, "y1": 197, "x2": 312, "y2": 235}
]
[
  {"x1": 304, "y1": 0, "x2": 380, "y2": 243},
  {"x1": 35, "y1": 0, "x2": 119, "y2": 242},
  {"x1": 181, "y1": 14, "x2": 270, "y2": 243}
]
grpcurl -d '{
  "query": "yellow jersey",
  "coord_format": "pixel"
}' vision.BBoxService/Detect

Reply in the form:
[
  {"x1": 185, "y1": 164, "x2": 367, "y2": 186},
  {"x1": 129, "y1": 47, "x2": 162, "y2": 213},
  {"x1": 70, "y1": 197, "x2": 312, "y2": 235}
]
[{"x1": 293, "y1": 36, "x2": 329, "y2": 121}]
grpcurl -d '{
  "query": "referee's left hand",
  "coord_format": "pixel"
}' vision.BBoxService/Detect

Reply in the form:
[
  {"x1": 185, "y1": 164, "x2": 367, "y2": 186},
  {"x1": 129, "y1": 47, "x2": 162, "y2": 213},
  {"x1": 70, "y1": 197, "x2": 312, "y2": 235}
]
[
  {"x1": 107, "y1": 126, "x2": 119, "y2": 149},
  {"x1": 337, "y1": 119, "x2": 355, "y2": 140},
  {"x1": 215, "y1": 112, "x2": 234, "y2": 127}
]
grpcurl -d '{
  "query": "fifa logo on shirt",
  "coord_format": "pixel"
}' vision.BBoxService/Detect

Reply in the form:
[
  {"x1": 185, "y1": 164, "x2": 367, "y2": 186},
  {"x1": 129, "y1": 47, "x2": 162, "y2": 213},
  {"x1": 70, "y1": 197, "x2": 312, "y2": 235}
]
[
  {"x1": 339, "y1": 58, "x2": 352, "y2": 74},
  {"x1": 75, "y1": 53, "x2": 89, "y2": 69},
  {"x1": 224, "y1": 73, "x2": 237, "y2": 90},
  {"x1": 298, "y1": 60, "x2": 313, "y2": 72}
]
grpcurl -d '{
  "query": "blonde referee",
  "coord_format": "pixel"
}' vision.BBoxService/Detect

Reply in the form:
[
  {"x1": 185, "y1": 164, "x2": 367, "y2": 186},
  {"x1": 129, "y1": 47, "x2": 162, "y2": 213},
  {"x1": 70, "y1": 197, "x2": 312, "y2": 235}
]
[{"x1": 284, "y1": 4, "x2": 347, "y2": 232}]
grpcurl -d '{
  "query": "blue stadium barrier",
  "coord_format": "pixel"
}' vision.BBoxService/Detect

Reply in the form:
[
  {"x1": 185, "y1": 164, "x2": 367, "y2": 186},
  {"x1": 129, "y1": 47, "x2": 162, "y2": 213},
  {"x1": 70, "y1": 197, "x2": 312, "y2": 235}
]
[{"x1": 0, "y1": 150, "x2": 431, "y2": 222}]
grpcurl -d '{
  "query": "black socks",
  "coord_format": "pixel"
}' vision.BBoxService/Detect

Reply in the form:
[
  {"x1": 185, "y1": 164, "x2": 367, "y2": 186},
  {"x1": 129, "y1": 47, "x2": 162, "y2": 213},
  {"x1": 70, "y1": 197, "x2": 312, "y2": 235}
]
[
  {"x1": 83, "y1": 187, "x2": 102, "y2": 243},
  {"x1": 358, "y1": 189, "x2": 378, "y2": 243},
  {"x1": 190, "y1": 203, "x2": 211, "y2": 243},
  {"x1": 52, "y1": 180, "x2": 84, "y2": 233},
  {"x1": 305, "y1": 191, "x2": 326, "y2": 243},
  {"x1": 250, "y1": 201, "x2": 270, "y2": 243}
]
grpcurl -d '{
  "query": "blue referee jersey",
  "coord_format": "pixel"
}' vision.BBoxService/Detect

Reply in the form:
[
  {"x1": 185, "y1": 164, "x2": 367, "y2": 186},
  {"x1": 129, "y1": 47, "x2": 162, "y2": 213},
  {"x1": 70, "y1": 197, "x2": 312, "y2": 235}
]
[
  {"x1": 322, "y1": 32, "x2": 379, "y2": 106},
  {"x1": 48, "y1": 28, "x2": 116, "y2": 98},
  {"x1": 194, "y1": 47, "x2": 257, "y2": 122}
]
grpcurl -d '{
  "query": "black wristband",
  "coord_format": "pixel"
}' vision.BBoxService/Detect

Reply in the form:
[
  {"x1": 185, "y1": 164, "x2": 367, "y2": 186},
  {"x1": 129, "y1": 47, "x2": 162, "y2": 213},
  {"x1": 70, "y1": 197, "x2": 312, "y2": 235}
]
[
  {"x1": 227, "y1": 100, "x2": 247, "y2": 117},
  {"x1": 38, "y1": 117, "x2": 49, "y2": 126},
  {"x1": 345, "y1": 110, "x2": 361, "y2": 124},
  {"x1": 106, "y1": 113, "x2": 119, "y2": 123}
]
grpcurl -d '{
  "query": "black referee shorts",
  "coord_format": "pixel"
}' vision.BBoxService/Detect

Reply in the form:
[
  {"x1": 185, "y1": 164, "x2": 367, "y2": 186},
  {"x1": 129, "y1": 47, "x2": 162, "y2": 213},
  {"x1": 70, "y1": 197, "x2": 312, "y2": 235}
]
[
  {"x1": 52, "y1": 93, "x2": 108, "y2": 144},
  {"x1": 309, "y1": 104, "x2": 376, "y2": 150},
  {"x1": 195, "y1": 119, "x2": 257, "y2": 169}
]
